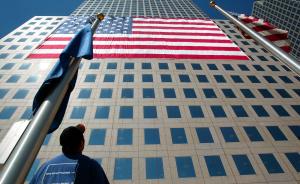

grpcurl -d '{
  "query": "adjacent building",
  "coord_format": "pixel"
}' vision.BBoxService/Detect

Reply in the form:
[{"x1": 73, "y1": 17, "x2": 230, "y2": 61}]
[
  {"x1": 0, "y1": 0, "x2": 300, "y2": 183},
  {"x1": 252, "y1": 0, "x2": 300, "y2": 61}
]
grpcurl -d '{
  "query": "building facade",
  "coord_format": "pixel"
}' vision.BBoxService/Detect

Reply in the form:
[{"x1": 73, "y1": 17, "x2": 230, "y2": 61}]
[
  {"x1": 0, "y1": 0, "x2": 300, "y2": 183},
  {"x1": 252, "y1": 0, "x2": 300, "y2": 61}
]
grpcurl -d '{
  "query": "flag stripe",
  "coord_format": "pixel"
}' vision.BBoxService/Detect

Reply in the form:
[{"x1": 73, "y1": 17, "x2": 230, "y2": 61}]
[{"x1": 28, "y1": 16, "x2": 248, "y2": 60}]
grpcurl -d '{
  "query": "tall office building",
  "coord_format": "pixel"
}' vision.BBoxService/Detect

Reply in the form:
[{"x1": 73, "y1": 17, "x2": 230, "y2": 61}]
[
  {"x1": 252, "y1": 0, "x2": 300, "y2": 61},
  {"x1": 0, "y1": 0, "x2": 300, "y2": 183}
]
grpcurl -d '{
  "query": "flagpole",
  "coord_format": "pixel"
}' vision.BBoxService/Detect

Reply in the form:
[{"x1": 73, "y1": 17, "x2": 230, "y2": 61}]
[
  {"x1": 0, "y1": 13, "x2": 104, "y2": 184},
  {"x1": 209, "y1": 1, "x2": 300, "y2": 76}
]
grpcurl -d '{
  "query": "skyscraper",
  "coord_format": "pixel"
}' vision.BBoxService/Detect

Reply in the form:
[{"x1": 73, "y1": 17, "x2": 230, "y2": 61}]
[
  {"x1": 0, "y1": 0, "x2": 300, "y2": 183},
  {"x1": 252, "y1": 0, "x2": 300, "y2": 61}
]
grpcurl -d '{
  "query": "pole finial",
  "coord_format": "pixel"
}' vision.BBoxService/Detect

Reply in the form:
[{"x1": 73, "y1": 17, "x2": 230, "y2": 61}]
[
  {"x1": 210, "y1": 1, "x2": 216, "y2": 7},
  {"x1": 96, "y1": 13, "x2": 105, "y2": 21}
]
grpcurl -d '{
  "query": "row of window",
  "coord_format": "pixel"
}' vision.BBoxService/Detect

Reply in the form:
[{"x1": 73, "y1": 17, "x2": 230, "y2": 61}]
[
  {"x1": 1, "y1": 104, "x2": 300, "y2": 120},
  {"x1": 2, "y1": 87, "x2": 299, "y2": 100},
  {"x1": 42, "y1": 126, "x2": 300, "y2": 146},
  {"x1": 0, "y1": 62, "x2": 291, "y2": 73},
  {"x1": 28, "y1": 152, "x2": 300, "y2": 181},
  {"x1": 1, "y1": 73, "x2": 298, "y2": 84}
]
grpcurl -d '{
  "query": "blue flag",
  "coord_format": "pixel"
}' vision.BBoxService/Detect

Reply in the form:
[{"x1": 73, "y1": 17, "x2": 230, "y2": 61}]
[{"x1": 32, "y1": 23, "x2": 93, "y2": 133}]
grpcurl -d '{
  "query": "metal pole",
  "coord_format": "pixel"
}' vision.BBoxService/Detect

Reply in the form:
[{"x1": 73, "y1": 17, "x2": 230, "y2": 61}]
[
  {"x1": 209, "y1": 1, "x2": 300, "y2": 76},
  {"x1": 0, "y1": 13, "x2": 104, "y2": 184}
]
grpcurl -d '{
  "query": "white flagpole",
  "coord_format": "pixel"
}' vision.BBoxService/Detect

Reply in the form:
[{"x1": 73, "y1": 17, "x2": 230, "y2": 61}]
[
  {"x1": 209, "y1": 1, "x2": 300, "y2": 76},
  {"x1": 0, "y1": 13, "x2": 104, "y2": 184}
]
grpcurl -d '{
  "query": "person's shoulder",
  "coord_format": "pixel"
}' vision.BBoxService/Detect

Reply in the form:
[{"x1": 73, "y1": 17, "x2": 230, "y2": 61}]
[{"x1": 80, "y1": 155, "x2": 100, "y2": 167}]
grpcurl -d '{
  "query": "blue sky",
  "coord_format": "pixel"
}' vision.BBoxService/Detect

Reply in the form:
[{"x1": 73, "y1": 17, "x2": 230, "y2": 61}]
[{"x1": 0, "y1": 0, "x2": 255, "y2": 38}]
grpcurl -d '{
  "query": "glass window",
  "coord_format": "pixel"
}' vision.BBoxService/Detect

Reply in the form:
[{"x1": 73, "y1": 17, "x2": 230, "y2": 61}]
[
  {"x1": 0, "y1": 89, "x2": 9, "y2": 99},
  {"x1": 89, "y1": 129, "x2": 106, "y2": 145},
  {"x1": 78, "y1": 88, "x2": 91, "y2": 99},
  {"x1": 196, "y1": 127, "x2": 213, "y2": 143},
  {"x1": 0, "y1": 53, "x2": 9, "y2": 59},
  {"x1": 210, "y1": 105, "x2": 227, "y2": 118},
  {"x1": 25, "y1": 159, "x2": 40, "y2": 181},
  {"x1": 89, "y1": 62, "x2": 100, "y2": 69},
  {"x1": 0, "y1": 106, "x2": 17, "y2": 119},
  {"x1": 267, "y1": 65, "x2": 280, "y2": 71},
  {"x1": 240, "y1": 89, "x2": 255, "y2": 98},
  {"x1": 238, "y1": 64, "x2": 249, "y2": 71},
  {"x1": 121, "y1": 88, "x2": 134, "y2": 98},
  {"x1": 13, "y1": 53, "x2": 24, "y2": 59},
  {"x1": 204, "y1": 155, "x2": 226, "y2": 176},
  {"x1": 42, "y1": 134, "x2": 51, "y2": 145},
  {"x1": 285, "y1": 152, "x2": 300, "y2": 172},
  {"x1": 1, "y1": 63, "x2": 15, "y2": 70},
  {"x1": 263, "y1": 76, "x2": 277, "y2": 83},
  {"x1": 266, "y1": 126, "x2": 287, "y2": 141},
  {"x1": 207, "y1": 64, "x2": 218, "y2": 70},
  {"x1": 142, "y1": 74, "x2": 153, "y2": 82},
  {"x1": 18, "y1": 38, "x2": 27, "y2": 42},
  {"x1": 144, "y1": 106, "x2": 157, "y2": 118},
  {"x1": 142, "y1": 63, "x2": 151, "y2": 69},
  {"x1": 144, "y1": 128, "x2": 160, "y2": 144},
  {"x1": 84, "y1": 74, "x2": 96, "y2": 82},
  {"x1": 13, "y1": 89, "x2": 29, "y2": 99},
  {"x1": 100, "y1": 88, "x2": 112, "y2": 98},
  {"x1": 26, "y1": 76, "x2": 38, "y2": 83},
  {"x1": 166, "y1": 106, "x2": 181, "y2": 118},
  {"x1": 253, "y1": 65, "x2": 265, "y2": 71},
  {"x1": 183, "y1": 88, "x2": 197, "y2": 98},
  {"x1": 279, "y1": 76, "x2": 293, "y2": 83},
  {"x1": 203, "y1": 88, "x2": 217, "y2": 98},
  {"x1": 175, "y1": 63, "x2": 186, "y2": 70},
  {"x1": 146, "y1": 157, "x2": 164, "y2": 179},
  {"x1": 257, "y1": 56, "x2": 268, "y2": 61},
  {"x1": 259, "y1": 153, "x2": 284, "y2": 174},
  {"x1": 95, "y1": 106, "x2": 110, "y2": 119},
  {"x1": 214, "y1": 75, "x2": 226, "y2": 83},
  {"x1": 249, "y1": 48, "x2": 258, "y2": 53},
  {"x1": 258, "y1": 89, "x2": 273, "y2": 98},
  {"x1": 160, "y1": 74, "x2": 172, "y2": 82},
  {"x1": 179, "y1": 74, "x2": 191, "y2": 82},
  {"x1": 291, "y1": 105, "x2": 300, "y2": 116},
  {"x1": 163, "y1": 88, "x2": 176, "y2": 98},
  {"x1": 231, "y1": 105, "x2": 248, "y2": 117},
  {"x1": 23, "y1": 45, "x2": 32, "y2": 50},
  {"x1": 104, "y1": 74, "x2": 115, "y2": 82},
  {"x1": 222, "y1": 64, "x2": 234, "y2": 71},
  {"x1": 119, "y1": 106, "x2": 133, "y2": 119},
  {"x1": 232, "y1": 154, "x2": 256, "y2": 175},
  {"x1": 196, "y1": 75, "x2": 209, "y2": 83},
  {"x1": 248, "y1": 75, "x2": 261, "y2": 83},
  {"x1": 191, "y1": 63, "x2": 201, "y2": 70},
  {"x1": 143, "y1": 88, "x2": 155, "y2": 98},
  {"x1": 117, "y1": 128, "x2": 132, "y2": 145},
  {"x1": 271, "y1": 105, "x2": 290, "y2": 117},
  {"x1": 293, "y1": 89, "x2": 300, "y2": 97},
  {"x1": 159, "y1": 63, "x2": 168, "y2": 69},
  {"x1": 175, "y1": 156, "x2": 196, "y2": 178},
  {"x1": 220, "y1": 127, "x2": 239, "y2": 142},
  {"x1": 19, "y1": 63, "x2": 31, "y2": 70},
  {"x1": 189, "y1": 106, "x2": 204, "y2": 118},
  {"x1": 6, "y1": 75, "x2": 21, "y2": 83},
  {"x1": 289, "y1": 126, "x2": 300, "y2": 140},
  {"x1": 70, "y1": 106, "x2": 86, "y2": 119},
  {"x1": 171, "y1": 128, "x2": 187, "y2": 144},
  {"x1": 275, "y1": 89, "x2": 291, "y2": 98},
  {"x1": 231, "y1": 75, "x2": 243, "y2": 83},
  {"x1": 107, "y1": 62, "x2": 117, "y2": 69},
  {"x1": 114, "y1": 158, "x2": 132, "y2": 180},
  {"x1": 20, "y1": 107, "x2": 32, "y2": 119},
  {"x1": 124, "y1": 63, "x2": 134, "y2": 69},
  {"x1": 243, "y1": 126, "x2": 264, "y2": 142},
  {"x1": 222, "y1": 89, "x2": 236, "y2": 98},
  {"x1": 252, "y1": 105, "x2": 270, "y2": 117}
]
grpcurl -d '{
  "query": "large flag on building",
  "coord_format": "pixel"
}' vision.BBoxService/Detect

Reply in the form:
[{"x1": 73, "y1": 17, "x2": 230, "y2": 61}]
[
  {"x1": 238, "y1": 14, "x2": 291, "y2": 53},
  {"x1": 32, "y1": 22, "x2": 93, "y2": 133},
  {"x1": 28, "y1": 16, "x2": 248, "y2": 60}
]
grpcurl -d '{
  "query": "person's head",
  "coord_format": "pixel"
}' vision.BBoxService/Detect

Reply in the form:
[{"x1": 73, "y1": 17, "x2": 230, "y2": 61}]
[{"x1": 60, "y1": 124, "x2": 86, "y2": 155}]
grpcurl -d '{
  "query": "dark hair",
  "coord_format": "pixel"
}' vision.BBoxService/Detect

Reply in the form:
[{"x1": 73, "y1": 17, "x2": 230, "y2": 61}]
[{"x1": 60, "y1": 126, "x2": 84, "y2": 154}]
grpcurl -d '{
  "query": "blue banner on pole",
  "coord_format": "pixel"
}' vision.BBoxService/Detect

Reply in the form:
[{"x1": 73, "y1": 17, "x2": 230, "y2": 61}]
[{"x1": 32, "y1": 23, "x2": 93, "y2": 133}]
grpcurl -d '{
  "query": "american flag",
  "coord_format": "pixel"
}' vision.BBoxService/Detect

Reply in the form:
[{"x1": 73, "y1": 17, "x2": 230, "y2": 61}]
[
  {"x1": 238, "y1": 14, "x2": 291, "y2": 53},
  {"x1": 28, "y1": 16, "x2": 249, "y2": 60}
]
